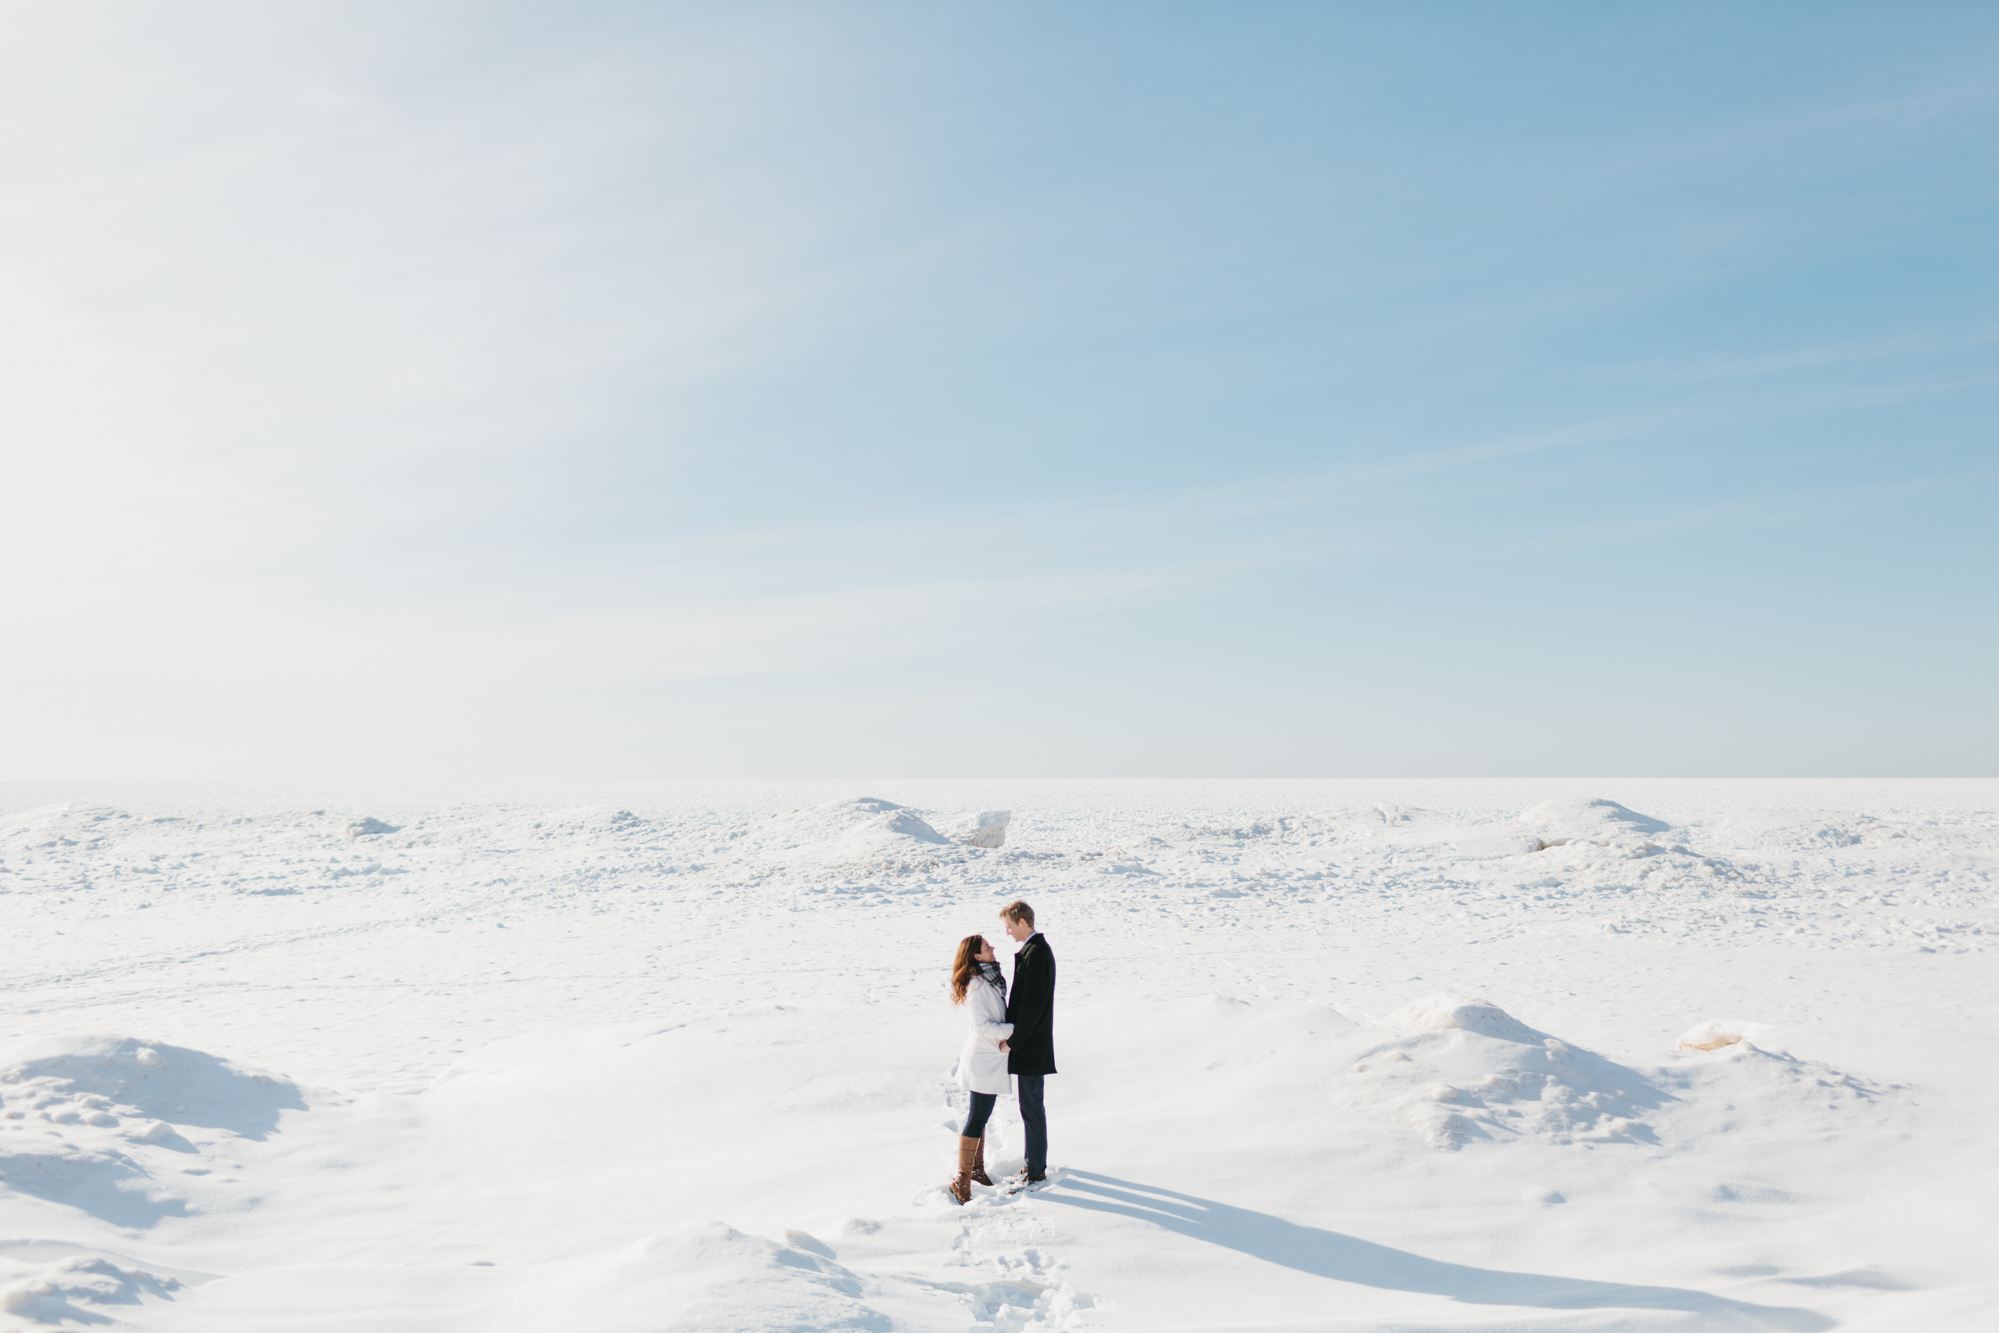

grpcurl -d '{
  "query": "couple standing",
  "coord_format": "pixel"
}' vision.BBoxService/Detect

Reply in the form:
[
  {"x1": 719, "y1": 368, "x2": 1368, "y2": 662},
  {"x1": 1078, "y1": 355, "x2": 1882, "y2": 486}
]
[{"x1": 947, "y1": 899, "x2": 1055, "y2": 1202}]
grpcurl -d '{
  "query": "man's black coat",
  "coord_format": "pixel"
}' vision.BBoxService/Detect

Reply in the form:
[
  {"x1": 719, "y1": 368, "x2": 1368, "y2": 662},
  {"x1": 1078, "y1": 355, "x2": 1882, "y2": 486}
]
[{"x1": 1005, "y1": 932, "x2": 1057, "y2": 1076}]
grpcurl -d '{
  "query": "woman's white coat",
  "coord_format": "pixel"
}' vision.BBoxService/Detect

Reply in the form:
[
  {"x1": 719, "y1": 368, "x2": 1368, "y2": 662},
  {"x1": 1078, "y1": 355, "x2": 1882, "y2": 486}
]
[{"x1": 956, "y1": 974, "x2": 1015, "y2": 1096}]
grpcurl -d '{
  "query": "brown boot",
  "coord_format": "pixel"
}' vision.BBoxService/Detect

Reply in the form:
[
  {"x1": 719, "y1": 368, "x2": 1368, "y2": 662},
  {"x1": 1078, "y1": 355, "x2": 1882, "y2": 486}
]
[
  {"x1": 949, "y1": 1136, "x2": 978, "y2": 1204},
  {"x1": 970, "y1": 1132, "x2": 993, "y2": 1187}
]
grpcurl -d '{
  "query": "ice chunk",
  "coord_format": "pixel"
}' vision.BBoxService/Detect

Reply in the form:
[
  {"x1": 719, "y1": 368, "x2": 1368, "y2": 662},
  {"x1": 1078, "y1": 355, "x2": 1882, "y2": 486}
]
[
  {"x1": 926, "y1": 808, "x2": 1014, "y2": 847},
  {"x1": 962, "y1": 810, "x2": 1010, "y2": 848}
]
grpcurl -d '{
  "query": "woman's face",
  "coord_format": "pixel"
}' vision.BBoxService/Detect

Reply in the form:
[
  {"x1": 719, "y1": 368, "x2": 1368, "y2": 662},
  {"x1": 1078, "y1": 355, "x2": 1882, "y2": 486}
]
[{"x1": 976, "y1": 938, "x2": 996, "y2": 964}]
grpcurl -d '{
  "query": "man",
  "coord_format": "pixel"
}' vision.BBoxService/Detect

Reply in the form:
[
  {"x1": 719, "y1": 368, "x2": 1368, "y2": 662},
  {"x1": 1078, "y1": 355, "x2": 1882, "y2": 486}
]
[{"x1": 1000, "y1": 899, "x2": 1055, "y2": 1185}]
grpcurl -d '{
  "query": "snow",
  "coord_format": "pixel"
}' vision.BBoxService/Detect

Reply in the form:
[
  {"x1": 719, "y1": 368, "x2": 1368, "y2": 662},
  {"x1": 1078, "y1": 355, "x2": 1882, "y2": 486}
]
[
  {"x1": 0, "y1": 778, "x2": 1995, "y2": 1330},
  {"x1": 1675, "y1": 1018, "x2": 1777, "y2": 1052},
  {"x1": 1358, "y1": 994, "x2": 1665, "y2": 1149},
  {"x1": 2, "y1": 1257, "x2": 182, "y2": 1327},
  {"x1": 1517, "y1": 796, "x2": 1673, "y2": 839},
  {"x1": 945, "y1": 811, "x2": 1012, "y2": 849}
]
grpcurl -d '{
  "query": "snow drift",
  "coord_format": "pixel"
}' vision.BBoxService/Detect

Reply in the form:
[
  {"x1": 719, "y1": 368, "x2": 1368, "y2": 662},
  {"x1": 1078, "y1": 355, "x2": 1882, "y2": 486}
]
[
  {"x1": 0, "y1": 1035, "x2": 304, "y2": 1229},
  {"x1": 1, "y1": 1256, "x2": 183, "y2": 1327},
  {"x1": 1346, "y1": 994, "x2": 1666, "y2": 1150}
]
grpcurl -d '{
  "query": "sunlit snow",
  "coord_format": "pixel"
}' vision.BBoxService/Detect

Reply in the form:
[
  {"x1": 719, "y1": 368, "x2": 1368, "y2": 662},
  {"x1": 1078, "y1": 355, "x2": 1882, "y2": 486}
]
[{"x1": 2, "y1": 780, "x2": 1993, "y2": 1330}]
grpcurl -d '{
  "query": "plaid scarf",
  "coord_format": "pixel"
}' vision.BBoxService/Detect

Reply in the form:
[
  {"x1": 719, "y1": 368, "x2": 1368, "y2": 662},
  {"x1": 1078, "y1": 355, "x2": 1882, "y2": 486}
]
[{"x1": 978, "y1": 960, "x2": 1007, "y2": 1003}]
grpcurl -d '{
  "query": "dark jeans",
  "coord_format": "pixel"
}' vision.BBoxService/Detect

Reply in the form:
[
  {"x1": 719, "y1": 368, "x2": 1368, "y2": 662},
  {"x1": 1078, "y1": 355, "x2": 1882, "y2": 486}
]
[
  {"x1": 961, "y1": 1091, "x2": 996, "y2": 1138},
  {"x1": 1017, "y1": 1074, "x2": 1047, "y2": 1175}
]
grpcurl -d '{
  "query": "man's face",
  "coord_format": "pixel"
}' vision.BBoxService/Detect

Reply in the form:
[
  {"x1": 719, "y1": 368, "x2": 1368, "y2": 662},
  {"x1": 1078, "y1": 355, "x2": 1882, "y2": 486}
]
[{"x1": 1002, "y1": 914, "x2": 1034, "y2": 943}]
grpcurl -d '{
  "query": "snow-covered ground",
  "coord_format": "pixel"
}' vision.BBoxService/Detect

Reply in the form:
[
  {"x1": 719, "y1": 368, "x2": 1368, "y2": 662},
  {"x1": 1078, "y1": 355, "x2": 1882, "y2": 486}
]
[{"x1": 2, "y1": 779, "x2": 1994, "y2": 1331}]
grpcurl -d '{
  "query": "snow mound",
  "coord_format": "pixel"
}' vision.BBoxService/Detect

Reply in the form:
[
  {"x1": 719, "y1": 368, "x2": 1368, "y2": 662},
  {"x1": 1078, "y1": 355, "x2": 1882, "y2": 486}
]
[
  {"x1": 824, "y1": 808, "x2": 952, "y2": 858},
  {"x1": 1503, "y1": 798, "x2": 1735, "y2": 891},
  {"x1": 1345, "y1": 994, "x2": 1665, "y2": 1150},
  {"x1": 870, "y1": 809, "x2": 949, "y2": 844},
  {"x1": 346, "y1": 816, "x2": 399, "y2": 837},
  {"x1": 0, "y1": 1033, "x2": 302, "y2": 1136},
  {"x1": 763, "y1": 799, "x2": 959, "y2": 870},
  {"x1": 0, "y1": 1034, "x2": 304, "y2": 1226},
  {"x1": 934, "y1": 809, "x2": 1010, "y2": 848},
  {"x1": 538, "y1": 1221, "x2": 885, "y2": 1332},
  {"x1": 756, "y1": 797, "x2": 915, "y2": 850},
  {"x1": 1518, "y1": 797, "x2": 1671, "y2": 839},
  {"x1": 1376, "y1": 994, "x2": 1544, "y2": 1042},
  {"x1": 1676, "y1": 1018, "x2": 1777, "y2": 1052},
  {"x1": 1661, "y1": 1033, "x2": 1893, "y2": 1150},
  {"x1": 1, "y1": 1257, "x2": 181, "y2": 1326}
]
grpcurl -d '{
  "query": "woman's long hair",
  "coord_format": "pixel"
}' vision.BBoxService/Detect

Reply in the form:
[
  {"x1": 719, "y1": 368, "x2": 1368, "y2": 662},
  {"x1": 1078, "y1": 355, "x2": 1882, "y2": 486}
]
[{"x1": 950, "y1": 935, "x2": 986, "y2": 1004}]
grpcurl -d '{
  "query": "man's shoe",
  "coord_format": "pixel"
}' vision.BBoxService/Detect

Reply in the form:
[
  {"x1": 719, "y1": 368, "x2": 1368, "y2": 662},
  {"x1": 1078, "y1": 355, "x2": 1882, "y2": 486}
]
[
  {"x1": 970, "y1": 1132, "x2": 994, "y2": 1187},
  {"x1": 949, "y1": 1136, "x2": 978, "y2": 1204}
]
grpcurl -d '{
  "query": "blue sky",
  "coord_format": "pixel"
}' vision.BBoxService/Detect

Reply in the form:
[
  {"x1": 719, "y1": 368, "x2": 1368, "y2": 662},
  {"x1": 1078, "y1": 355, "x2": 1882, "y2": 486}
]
[{"x1": 1, "y1": 2, "x2": 1993, "y2": 778}]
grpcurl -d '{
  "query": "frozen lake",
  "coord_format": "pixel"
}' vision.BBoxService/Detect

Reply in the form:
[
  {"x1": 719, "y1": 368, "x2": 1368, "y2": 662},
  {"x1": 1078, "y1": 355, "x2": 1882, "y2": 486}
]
[{"x1": 3, "y1": 779, "x2": 1994, "y2": 1330}]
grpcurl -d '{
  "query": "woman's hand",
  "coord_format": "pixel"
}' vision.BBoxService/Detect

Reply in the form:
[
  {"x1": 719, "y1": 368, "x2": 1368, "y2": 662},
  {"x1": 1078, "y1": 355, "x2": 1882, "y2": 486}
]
[{"x1": 998, "y1": 1040, "x2": 1010, "y2": 1051}]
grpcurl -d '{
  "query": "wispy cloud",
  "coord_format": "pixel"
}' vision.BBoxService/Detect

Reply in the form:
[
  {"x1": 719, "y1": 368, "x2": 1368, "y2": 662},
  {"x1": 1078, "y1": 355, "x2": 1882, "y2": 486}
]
[{"x1": 3, "y1": 4, "x2": 1994, "y2": 777}]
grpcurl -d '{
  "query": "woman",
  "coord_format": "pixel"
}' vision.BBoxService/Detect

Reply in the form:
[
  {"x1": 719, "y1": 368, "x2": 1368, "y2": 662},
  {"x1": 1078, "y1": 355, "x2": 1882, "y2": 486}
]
[{"x1": 947, "y1": 933, "x2": 1013, "y2": 1203}]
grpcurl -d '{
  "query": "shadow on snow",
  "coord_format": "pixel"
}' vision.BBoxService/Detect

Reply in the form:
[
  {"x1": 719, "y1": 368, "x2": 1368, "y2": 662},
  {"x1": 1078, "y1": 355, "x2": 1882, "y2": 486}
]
[{"x1": 1046, "y1": 1172, "x2": 1832, "y2": 1331}]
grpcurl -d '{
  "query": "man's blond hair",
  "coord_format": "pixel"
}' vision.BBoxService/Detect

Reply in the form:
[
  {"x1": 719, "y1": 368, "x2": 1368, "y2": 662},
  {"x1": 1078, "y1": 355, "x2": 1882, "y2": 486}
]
[{"x1": 1000, "y1": 900, "x2": 1035, "y2": 928}]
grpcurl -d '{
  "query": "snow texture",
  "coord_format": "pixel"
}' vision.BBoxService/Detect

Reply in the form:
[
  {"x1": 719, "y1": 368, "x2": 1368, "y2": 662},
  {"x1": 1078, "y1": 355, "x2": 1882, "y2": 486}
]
[
  {"x1": 1356, "y1": 994, "x2": 1665, "y2": 1149},
  {"x1": 2, "y1": 1257, "x2": 182, "y2": 1326},
  {"x1": 1676, "y1": 1018, "x2": 1778, "y2": 1052},
  {"x1": 0, "y1": 779, "x2": 1994, "y2": 1331}
]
